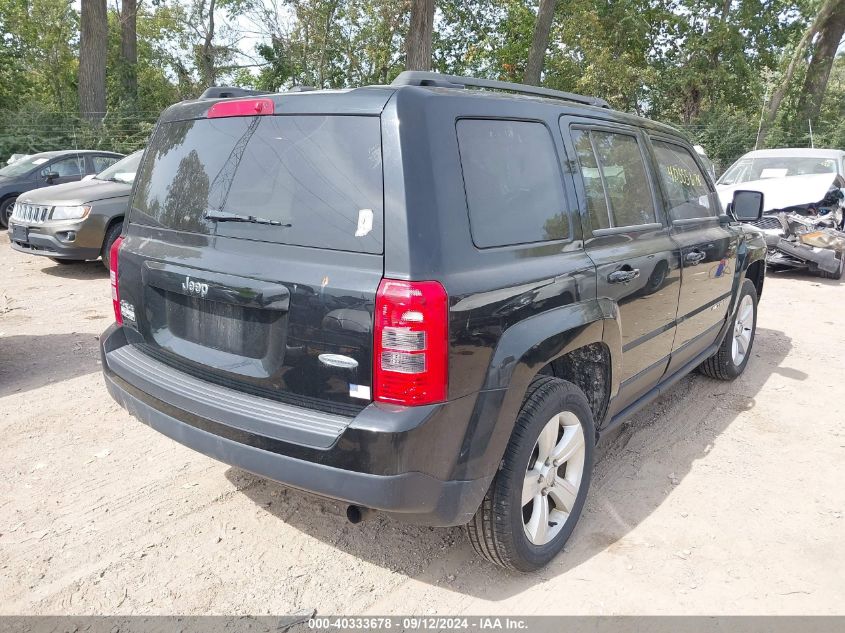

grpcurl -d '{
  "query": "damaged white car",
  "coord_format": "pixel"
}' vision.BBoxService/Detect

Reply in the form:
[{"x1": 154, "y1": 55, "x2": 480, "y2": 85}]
[{"x1": 717, "y1": 148, "x2": 845, "y2": 280}]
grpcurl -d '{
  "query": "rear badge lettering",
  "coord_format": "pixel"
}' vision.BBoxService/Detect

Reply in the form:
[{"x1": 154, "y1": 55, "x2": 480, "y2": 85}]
[
  {"x1": 181, "y1": 276, "x2": 209, "y2": 298},
  {"x1": 318, "y1": 353, "x2": 359, "y2": 370},
  {"x1": 120, "y1": 300, "x2": 136, "y2": 323}
]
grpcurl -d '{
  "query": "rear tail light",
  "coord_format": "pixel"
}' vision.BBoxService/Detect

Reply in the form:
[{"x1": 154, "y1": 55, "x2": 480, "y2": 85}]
[
  {"x1": 374, "y1": 279, "x2": 448, "y2": 405},
  {"x1": 110, "y1": 236, "x2": 124, "y2": 324}
]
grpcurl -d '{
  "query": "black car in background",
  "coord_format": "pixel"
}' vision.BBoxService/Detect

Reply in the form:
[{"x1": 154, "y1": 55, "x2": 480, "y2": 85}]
[{"x1": 0, "y1": 150, "x2": 124, "y2": 227}]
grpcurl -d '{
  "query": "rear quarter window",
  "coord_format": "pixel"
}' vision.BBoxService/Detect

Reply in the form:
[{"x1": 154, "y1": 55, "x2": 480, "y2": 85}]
[{"x1": 456, "y1": 119, "x2": 570, "y2": 248}]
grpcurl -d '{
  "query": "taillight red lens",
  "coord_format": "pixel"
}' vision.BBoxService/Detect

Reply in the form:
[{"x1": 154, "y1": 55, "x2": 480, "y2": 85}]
[
  {"x1": 110, "y1": 235, "x2": 124, "y2": 324},
  {"x1": 374, "y1": 279, "x2": 448, "y2": 405},
  {"x1": 207, "y1": 98, "x2": 274, "y2": 118}
]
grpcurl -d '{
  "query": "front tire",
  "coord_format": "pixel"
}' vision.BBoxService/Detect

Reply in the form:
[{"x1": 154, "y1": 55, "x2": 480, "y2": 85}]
[
  {"x1": 0, "y1": 197, "x2": 16, "y2": 228},
  {"x1": 467, "y1": 376, "x2": 595, "y2": 571},
  {"x1": 699, "y1": 279, "x2": 758, "y2": 380},
  {"x1": 101, "y1": 220, "x2": 123, "y2": 271}
]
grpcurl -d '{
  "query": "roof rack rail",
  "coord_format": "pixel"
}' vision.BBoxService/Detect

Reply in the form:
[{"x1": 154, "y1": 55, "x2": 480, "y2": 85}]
[
  {"x1": 199, "y1": 86, "x2": 271, "y2": 100},
  {"x1": 391, "y1": 71, "x2": 610, "y2": 109}
]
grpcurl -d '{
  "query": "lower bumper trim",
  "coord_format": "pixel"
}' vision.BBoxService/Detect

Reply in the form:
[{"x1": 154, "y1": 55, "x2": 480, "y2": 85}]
[{"x1": 104, "y1": 370, "x2": 490, "y2": 526}]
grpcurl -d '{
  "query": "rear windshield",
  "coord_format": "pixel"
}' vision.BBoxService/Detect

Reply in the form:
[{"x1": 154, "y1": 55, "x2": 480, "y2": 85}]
[{"x1": 131, "y1": 115, "x2": 383, "y2": 253}]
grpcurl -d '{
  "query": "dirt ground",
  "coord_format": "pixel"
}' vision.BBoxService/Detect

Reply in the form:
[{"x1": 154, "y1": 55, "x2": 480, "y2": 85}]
[{"x1": 1, "y1": 231, "x2": 843, "y2": 616}]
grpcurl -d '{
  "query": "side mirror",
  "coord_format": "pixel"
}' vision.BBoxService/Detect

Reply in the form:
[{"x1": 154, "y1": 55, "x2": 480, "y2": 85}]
[
  {"x1": 44, "y1": 171, "x2": 59, "y2": 183},
  {"x1": 730, "y1": 190, "x2": 764, "y2": 222}
]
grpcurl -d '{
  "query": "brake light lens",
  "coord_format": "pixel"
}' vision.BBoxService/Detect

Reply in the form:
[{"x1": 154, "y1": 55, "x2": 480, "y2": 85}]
[
  {"x1": 207, "y1": 98, "x2": 274, "y2": 118},
  {"x1": 110, "y1": 236, "x2": 124, "y2": 324},
  {"x1": 374, "y1": 279, "x2": 448, "y2": 405}
]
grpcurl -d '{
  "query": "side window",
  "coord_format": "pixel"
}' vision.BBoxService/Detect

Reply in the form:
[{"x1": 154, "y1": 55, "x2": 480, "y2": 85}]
[
  {"x1": 572, "y1": 129, "x2": 610, "y2": 230},
  {"x1": 571, "y1": 128, "x2": 657, "y2": 230},
  {"x1": 46, "y1": 156, "x2": 84, "y2": 177},
  {"x1": 652, "y1": 140, "x2": 718, "y2": 220},
  {"x1": 456, "y1": 119, "x2": 569, "y2": 248},
  {"x1": 91, "y1": 155, "x2": 119, "y2": 173}
]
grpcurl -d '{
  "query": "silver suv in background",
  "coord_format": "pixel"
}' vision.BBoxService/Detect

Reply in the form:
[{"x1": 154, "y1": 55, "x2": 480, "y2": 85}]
[{"x1": 8, "y1": 150, "x2": 142, "y2": 270}]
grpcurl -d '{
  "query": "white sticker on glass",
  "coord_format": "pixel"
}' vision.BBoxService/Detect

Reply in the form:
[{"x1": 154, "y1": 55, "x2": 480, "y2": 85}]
[
  {"x1": 349, "y1": 384, "x2": 371, "y2": 400},
  {"x1": 355, "y1": 208, "x2": 373, "y2": 237}
]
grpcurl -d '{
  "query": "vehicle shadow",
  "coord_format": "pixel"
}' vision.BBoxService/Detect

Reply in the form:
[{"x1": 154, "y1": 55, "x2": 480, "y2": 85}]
[
  {"x1": 0, "y1": 332, "x2": 102, "y2": 398},
  {"x1": 39, "y1": 260, "x2": 108, "y2": 280},
  {"x1": 768, "y1": 268, "x2": 842, "y2": 286},
  {"x1": 229, "y1": 327, "x2": 794, "y2": 598}
]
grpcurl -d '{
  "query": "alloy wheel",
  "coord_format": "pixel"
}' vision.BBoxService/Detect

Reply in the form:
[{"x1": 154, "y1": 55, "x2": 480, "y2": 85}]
[
  {"x1": 731, "y1": 294, "x2": 754, "y2": 366},
  {"x1": 521, "y1": 412, "x2": 586, "y2": 546}
]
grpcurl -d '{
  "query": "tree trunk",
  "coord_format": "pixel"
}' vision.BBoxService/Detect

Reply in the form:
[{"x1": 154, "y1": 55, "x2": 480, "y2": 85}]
[
  {"x1": 406, "y1": 0, "x2": 435, "y2": 71},
  {"x1": 199, "y1": 0, "x2": 217, "y2": 88},
  {"x1": 120, "y1": 0, "x2": 138, "y2": 107},
  {"x1": 756, "y1": 0, "x2": 839, "y2": 147},
  {"x1": 524, "y1": 0, "x2": 557, "y2": 86},
  {"x1": 797, "y1": 0, "x2": 845, "y2": 125},
  {"x1": 78, "y1": 0, "x2": 108, "y2": 123}
]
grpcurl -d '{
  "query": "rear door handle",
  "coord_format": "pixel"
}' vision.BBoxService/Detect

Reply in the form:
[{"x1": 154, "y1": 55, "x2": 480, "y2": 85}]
[
  {"x1": 608, "y1": 268, "x2": 640, "y2": 284},
  {"x1": 685, "y1": 251, "x2": 706, "y2": 265}
]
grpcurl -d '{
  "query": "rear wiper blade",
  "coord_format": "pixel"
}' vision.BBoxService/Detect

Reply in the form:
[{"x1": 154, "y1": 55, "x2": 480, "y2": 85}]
[{"x1": 203, "y1": 209, "x2": 291, "y2": 227}]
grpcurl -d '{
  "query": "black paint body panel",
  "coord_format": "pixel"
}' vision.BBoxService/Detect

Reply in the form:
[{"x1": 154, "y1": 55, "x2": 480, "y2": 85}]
[{"x1": 102, "y1": 84, "x2": 767, "y2": 526}]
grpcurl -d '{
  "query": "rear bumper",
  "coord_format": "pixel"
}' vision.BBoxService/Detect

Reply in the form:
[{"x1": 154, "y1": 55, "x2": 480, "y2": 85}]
[{"x1": 100, "y1": 324, "x2": 492, "y2": 526}]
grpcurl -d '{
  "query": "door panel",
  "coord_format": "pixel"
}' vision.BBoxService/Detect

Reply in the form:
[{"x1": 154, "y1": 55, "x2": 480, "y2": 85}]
[
  {"x1": 589, "y1": 229, "x2": 681, "y2": 408},
  {"x1": 564, "y1": 120, "x2": 681, "y2": 414},
  {"x1": 648, "y1": 138, "x2": 737, "y2": 372}
]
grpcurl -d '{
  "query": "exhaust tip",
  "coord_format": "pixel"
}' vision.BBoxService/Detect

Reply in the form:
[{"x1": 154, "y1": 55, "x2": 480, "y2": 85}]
[{"x1": 346, "y1": 505, "x2": 366, "y2": 524}]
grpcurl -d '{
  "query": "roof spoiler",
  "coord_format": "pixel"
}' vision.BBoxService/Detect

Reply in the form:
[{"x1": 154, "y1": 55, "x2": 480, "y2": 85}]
[
  {"x1": 391, "y1": 71, "x2": 610, "y2": 109},
  {"x1": 199, "y1": 86, "x2": 271, "y2": 100}
]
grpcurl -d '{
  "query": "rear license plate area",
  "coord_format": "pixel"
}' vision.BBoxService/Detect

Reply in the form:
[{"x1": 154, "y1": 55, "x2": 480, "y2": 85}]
[{"x1": 160, "y1": 289, "x2": 282, "y2": 358}]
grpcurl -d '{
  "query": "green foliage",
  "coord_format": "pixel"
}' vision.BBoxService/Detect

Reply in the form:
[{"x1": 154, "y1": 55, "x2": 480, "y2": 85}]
[{"x1": 0, "y1": 0, "x2": 841, "y2": 168}]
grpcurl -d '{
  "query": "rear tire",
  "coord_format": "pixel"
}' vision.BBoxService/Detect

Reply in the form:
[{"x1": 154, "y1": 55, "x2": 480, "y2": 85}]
[
  {"x1": 699, "y1": 279, "x2": 758, "y2": 380},
  {"x1": 101, "y1": 220, "x2": 123, "y2": 271},
  {"x1": 467, "y1": 376, "x2": 595, "y2": 571}
]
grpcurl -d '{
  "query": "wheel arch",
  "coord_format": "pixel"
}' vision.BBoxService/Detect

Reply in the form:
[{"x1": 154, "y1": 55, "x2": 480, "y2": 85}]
[
  {"x1": 101, "y1": 215, "x2": 125, "y2": 250},
  {"x1": 463, "y1": 299, "x2": 622, "y2": 481}
]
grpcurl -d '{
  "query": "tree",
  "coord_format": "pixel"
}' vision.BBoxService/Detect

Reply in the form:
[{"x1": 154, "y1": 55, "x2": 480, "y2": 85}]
[
  {"x1": 79, "y1": 0, "x2": 109, "y2": 123},
  {"x1": 407, "y1": 0, "x2": 435, "y2": 71},
  {"x1": 119, "y1": 0, "x2": 138, "y2": 107},
  {"x1": 756, "y1": 0, "x2": 840, "y2": 147},
  {"x1": 797, "y1": 0, "x2": 845, "y2": 125},
  {"x1": 524, "y1": 0, "x2": 556, "y2": 85}
]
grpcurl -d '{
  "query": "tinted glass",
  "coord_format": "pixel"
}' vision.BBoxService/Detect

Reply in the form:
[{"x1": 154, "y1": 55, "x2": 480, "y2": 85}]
[
  {"x1": 48, "y1": 156, "x2": 84, "y2": 177},
  {"x1": 131, "y1": 115, "x2": 383, "y2": 253},
  {"x1": 96, "y1": 150, "x2": 142, "y2": 184},
  {"x1": 589, "y1": 131, "x2": 656, "y2": 227},
  {"x1": 719, "y1": 155, "x2": 838, "y2": 185},
  {"x1": 91, "y1": 155, "x2": 120, "y2": 173},
  {"x1": 457, "y1": 119, "x2": 569, "y2": 248},
  {"x1": 572, "y1": 129, "x2": 610, "y2": 230},
  {"x1": 652, "y1": 141, "x2": 718, "y2": 220},
  {"x1": 0, "y1": 154, "x2": 49, "y2": 177}
]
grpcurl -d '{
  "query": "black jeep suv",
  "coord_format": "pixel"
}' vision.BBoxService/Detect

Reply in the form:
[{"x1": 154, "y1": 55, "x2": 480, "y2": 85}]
[{"x1": 101, "y1": 73, "x2": 767, "y2": 571}]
